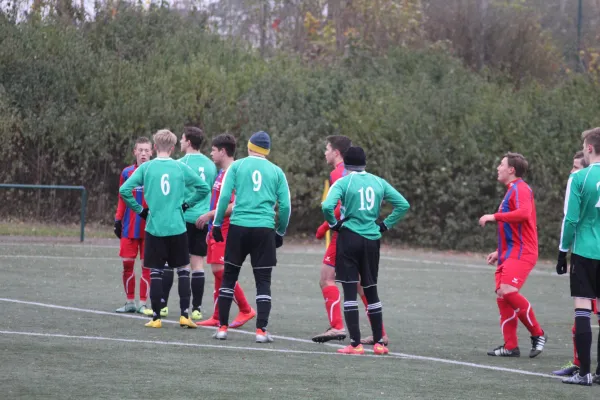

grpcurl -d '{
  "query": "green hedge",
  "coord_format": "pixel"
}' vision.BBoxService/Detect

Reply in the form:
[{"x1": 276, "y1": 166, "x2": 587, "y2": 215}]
[{"x1": 1, "y1": 7, "x2": 600, "y2": 256}]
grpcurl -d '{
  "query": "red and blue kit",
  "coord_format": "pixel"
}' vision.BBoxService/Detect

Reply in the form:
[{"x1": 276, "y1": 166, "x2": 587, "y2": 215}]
[
  {"x1": 323, "y1": 162, "x2": 348, "y2": 266},
  {"x1": 207, "y1": 169, "x2": 235, "y2": 265},
  {"x1": 116, "y1": 164, "x2": 147, "y2": 259}
]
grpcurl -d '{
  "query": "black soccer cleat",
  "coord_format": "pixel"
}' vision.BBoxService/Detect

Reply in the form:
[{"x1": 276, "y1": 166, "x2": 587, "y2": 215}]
[
  {"x1": 593, "y1": 374, "x2": 600, "y2": 385},
  {"x1": 487, "y1": 345, "x2": 520, "y2": 357},
  {"x1": 311, "y1": 327, "x2": 347, "y2": 343},
  {"x1": 529, "y1": 333, "x2": 547, "y2": 358},
  {"x1": 562, "y1": 373, "x2": 592, "y2": 386}
]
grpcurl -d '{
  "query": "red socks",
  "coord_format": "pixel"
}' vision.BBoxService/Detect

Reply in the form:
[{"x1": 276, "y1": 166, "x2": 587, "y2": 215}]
[
  {"x1": 497, "y1": 297, "x2": 518, "y2": 350},
  {"x1": 212, "y1": 269, "x2": 223, "y2": 320},
  {"x1": 361, "y1": 294, "x2": 387, "y2": 336},
  {"x1": 211, "y1": 269, "x2": 251, "y2": 318},
  {"x1": 572, "y1": 324, "x2": 580, "y2": 366},
  {"x1": 140, "y1": 267, "x2": 150, "y2": 303},
  {"x1": 234, "y1": 283, "x2": 252, "y2": 314},
  {"x1": 122, "y1": 260, "x2": 136, "y2": 301},
  {"x1": 322, "y1": 285, "x2": 344, "y2": 330},
  {"x1": 503, "y1": 292, "x2": 544, "y2": 337}
]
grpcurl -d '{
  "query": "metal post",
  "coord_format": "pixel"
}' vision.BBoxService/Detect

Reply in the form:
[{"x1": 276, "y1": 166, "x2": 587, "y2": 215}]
[{"x1": 80, "y1": 188, "x2": 88, "y2": 242}]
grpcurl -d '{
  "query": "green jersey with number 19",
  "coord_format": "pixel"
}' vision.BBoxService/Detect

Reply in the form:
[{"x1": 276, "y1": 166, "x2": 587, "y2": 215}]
[
  {"x1": 559, "y1": 163, "x2": 600, "y2": 260},
  {"x1": 119, "y1": 157, "x2": 211, "y2": 237},
  {"x1": 179, "y1": 153, "x2": 217, "y2": 224},
  {"x1": 322, "y1": 171, "x2": 410, "y2": 240},
  {"x1": 213, "y1": 156, "x2": 291, "y2": 235}
]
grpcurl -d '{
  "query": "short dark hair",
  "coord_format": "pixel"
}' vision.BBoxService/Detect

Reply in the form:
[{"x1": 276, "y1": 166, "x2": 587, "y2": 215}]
[
  {"x1": 183, "y1": 126, "x2": 204, "y2": 150},
  {"x1": 504, "y1": 152, "x2": 528, "y2": 178},
  {"x1": 212, "y1": 133, "x2": 236, "y2": 157},
  {"x1": 326, "y1": 135, "x2": 352, "y2": 157},
  {"x1": 574, "y1": 150, "x2": 589, "y2": 168},
  {"x1": 582, "y1": 127, "x2": 600, "y2": 154},
  {"x1": 135, "y1": 136, "x2": 151, "y2": 147}
]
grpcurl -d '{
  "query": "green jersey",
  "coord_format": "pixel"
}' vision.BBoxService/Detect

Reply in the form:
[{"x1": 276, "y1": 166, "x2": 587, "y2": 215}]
[
  {"x1": 179, "y1": 153, "x2": 217, "y2": 224},
  {"x1": 322, "y1": 171, "x2": 410, "y2": 240},
  {"x1": 119, "y1": 157, "x2": 211, "y2": 237},
  {"x1": 559, "y1": 163, "x2": 600, "y2": 259},
  {"x1": 214, "y1": 156, "x2": 291, "y2": 235}
]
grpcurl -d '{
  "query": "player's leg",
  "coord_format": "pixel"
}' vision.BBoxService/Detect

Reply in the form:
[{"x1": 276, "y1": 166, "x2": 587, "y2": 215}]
[
  {"x1": 594, "y1": 299, "x2": 600, "y2": 383},
  {"x1": 335, "y1": 230, "x2": 364, "y2": 355},
  {"x1": 159, "y1": 266, "x2": 173, "y2": 317},
  {"x1": 197, "y1": 238, "x2": 223, "y2": 327},
  {"x1": 143, "y1": 232, "x2": 166, "y2": 328},
  {"x1": 188, "y1": 223, "x2": 208, "y2": 321},
  {"x1": 312, "y1": 233, "x2": 346, "y2": 343},
  {"x1": 488, "y1": 264, "x2": 520, "y2": 357},
  {"x1": 138, "y1": 238, "x2": 151, "y2": 314},
  {"x1": 552, "y1": 322, "x2": 580, "y2": 376},
  {"x1": 249, "y1": 228, "x2": 277, "y2": 343},
  {"x1": 359, "y1": 283, "x2": 388, "y2": 346},
  {"x1": 562, "y1": 255, "x2": 595, "y2": 386},
  {"x1": 116, "y1": 237, "x2": 137, "y2": 313},
  {"x1": 168, "y1": 232, "x2": 196, "y2": 329},
  {"x1": 360, "y1": 237, "x2": 387, "y2": 355}
]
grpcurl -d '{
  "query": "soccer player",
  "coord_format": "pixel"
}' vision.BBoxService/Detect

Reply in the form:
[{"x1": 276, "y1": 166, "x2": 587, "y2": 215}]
[
  {"x1": 196, "y1": 134, "x2": 256, "y2": 328},
  {"x1": 553, "y1": 151, "x2": 599, "y2": 377},
  {"x1": 480, "y1": 152, "x2": 547, "y2": 358},
  {"x1": 322, "y1": 146, "x2": 410, "y2": 355},
  {"x1": 119, "y1": 129, "x2": 210, "y2": 329},
  {"x1": 151, "y1": 127, "x2": 217, "y2": 320},
  {"x1": 211, "y1": 131, "x2": 291, "y2": 343},
  {"x1": 114, "y1": 136, "x2": 152, "y2": 314},
  {"x1": 558, "y1": 128, "x2": 600, "y2": 386}
]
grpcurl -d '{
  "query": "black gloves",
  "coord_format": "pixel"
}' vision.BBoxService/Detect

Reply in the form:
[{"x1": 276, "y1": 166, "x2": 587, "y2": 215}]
[
  {"x1": 379, "y1": 222, "x2": 388, "y2": 233},
  {"x1": 139, "y1": 208, "x2": 149, "y2": 220},
  {"x1": 182, "y1": 203, "x2": 190, "y2": 212},
  {"x1": 113, "y1": 220, "x2": 122, "y2": 239},
  {"x1": 275, "y1": 234, "x2": 283, "y2": 248},
  {"x1": 556, "y1": 251, "x2": 568, "y2": 275},
  {"x1": 330, "y1": 218, "x2": 347, "y2": 232},
  {"x1": 213, "y1": 226, "x2": 224, "y2": 242}
]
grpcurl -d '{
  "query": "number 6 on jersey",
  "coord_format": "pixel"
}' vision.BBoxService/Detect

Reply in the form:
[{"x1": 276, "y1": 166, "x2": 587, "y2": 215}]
[{"x1": 161, "y1": 174, "x2": 170, "y2": 195}]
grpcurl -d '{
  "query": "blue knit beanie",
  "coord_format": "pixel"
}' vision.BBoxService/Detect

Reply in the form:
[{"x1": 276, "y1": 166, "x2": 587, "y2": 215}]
[{"x1": 248, "y1": 131, "x2": 271, "y2": 156}]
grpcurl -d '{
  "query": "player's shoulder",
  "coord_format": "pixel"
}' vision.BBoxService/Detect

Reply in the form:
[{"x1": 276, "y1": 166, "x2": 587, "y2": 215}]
[{"x1": 122, "y1": 164, "x2": 136, "y2": 175}]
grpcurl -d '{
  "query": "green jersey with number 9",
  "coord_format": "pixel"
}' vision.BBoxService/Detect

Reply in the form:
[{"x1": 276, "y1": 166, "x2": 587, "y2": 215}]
[
  {"x1": 213, "y1": 156, "x2": 291, "y2": 235},
  {"x1": 559, "y1": 163, "x2": 600, "y2": 260},
  {"x1": 322, "y1": 171, "x2": 410, "y2": 240},
  {"x1": 119, "y1": 157, "x2": 211, "y2": 237},
  {"x1": 179, "y1": 153, "x2": 217, "y2": 224}
]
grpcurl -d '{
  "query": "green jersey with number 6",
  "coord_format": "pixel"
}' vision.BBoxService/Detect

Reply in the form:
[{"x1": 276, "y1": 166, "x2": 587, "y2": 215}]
[
  {"x1": 322, "y1": 171, "x2": 410, "y2": 240},
  {"x1": 119, "y1": 157, "x2": 211, "y2": 237},
  {"x1": 213, "y1": 156, "x2": 291, "y2": 235},
  {"x1": 179, "y1": 153, "x2": 217, "y2": 224},
  {"x1": 559, "y1": 163, "x2": 600, "y2": 260}
]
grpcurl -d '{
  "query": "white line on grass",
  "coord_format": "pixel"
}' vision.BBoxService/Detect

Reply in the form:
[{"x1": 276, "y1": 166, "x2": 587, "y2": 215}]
[{"x1": 0, "y1": 297, "x2": 564, "y2": 379}]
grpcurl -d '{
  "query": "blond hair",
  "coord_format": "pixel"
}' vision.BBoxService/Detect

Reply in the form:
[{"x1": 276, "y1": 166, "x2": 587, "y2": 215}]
[
  {"x1": 153, "y1": 129, "x2": 177, "y2": 152},
  {"x1": 582, "y1": 127, "x2": 600, "y2": 154}
]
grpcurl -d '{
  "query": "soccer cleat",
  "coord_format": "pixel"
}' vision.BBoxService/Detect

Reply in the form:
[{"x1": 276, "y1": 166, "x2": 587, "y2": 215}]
[
  {"x1": 311, "y1": 327, "x2": 347, "y2": 343},
  {"x1": 160, "y1": 307, "x2": 168, "y2": 318},
  {"x1": 529, "y1": 333, "x2": 547, "y2": 358},
  {"x1": 374, "y1": 343, "x2": 389, "y2": 355},
  {"x1": 487, "y1": 345, "x2": 520, "y2": 357},
  {"x1": 145, "y1": 319, "x2": 162, "y2": 328},
  {"x1": 552, "y1": 361, "x2": 579, "y2": 376},
  {"x1": 593, "y1": 374, "x2": 600, "y2": 384},
  {"x1": 230, "y1": 308, "x2": 257, "y2": 328},
  {"x1": 562, "y1": 373, "x2": 592, "y2": 386},
  {"x1": 213, "y1": 326, "x2": 228, "y2": 340},
  {"x1": 115, "y1": 302, "x2": 137, "y2": 313},
  {"x1": 256, "y1": 329, "x2": 274, "y2": 343},
  {"x1": 361, "y1": 335, "x2": 389, "y2": 346},
  {"x1": 136, "y1": 304, "x2": 149, "y2": 314},
  {"x1": 337, "y1": 344, "x2": 365, "y2": 355},
  {"x1": 196, "y1": 317, "x2": 220, "y2": 327},
  {"x1": 191, "y1": 309, "x2": 203, "y2": 321},
  {"x1": 142, "y1": 307, "x2": 154, "y2": 316},
  {"x1": 179, "y1": 316, "x2": 197, "y2": 329}
]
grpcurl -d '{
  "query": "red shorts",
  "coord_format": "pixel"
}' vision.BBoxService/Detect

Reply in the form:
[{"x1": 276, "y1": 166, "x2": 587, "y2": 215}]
[
  {"x1": 322, "y1": 232, "x2": 338, "y2": 267},
  {"x1": 206, "y1": 228, "x2": 228, "y2": 265},
  {"x1": 119, "y1": 237, "x2": 144, "y2": 260},
  {"x1": 495, "y1": 259, "x2": 534, "y2": 292}
]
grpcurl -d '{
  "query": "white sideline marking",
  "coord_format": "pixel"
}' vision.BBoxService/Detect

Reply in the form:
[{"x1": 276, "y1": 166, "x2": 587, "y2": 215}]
[{"x1": 0, "y1": 297, "x2": 563, "y2": 379}]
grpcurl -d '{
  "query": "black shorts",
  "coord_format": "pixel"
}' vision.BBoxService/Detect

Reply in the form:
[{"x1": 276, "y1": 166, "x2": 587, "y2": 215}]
[
  {"x1": 144, "y1": 232, "x2": 190, "y2": 270},
  {"x1": 186, "y1": 223, "x2": 208, "y2": 257},
  {"x1": 570, "y1": 253, "x2": 600, "y2": 299},
  {"x1": 335, "y1": 228, "x2": 380, "y2": 288},
  {"x1": 224, "y1": 224, "x2": 276, "y2": 269}
]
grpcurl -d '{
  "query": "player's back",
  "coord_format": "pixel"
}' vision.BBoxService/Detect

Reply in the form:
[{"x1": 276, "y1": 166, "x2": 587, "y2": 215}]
[
  {"x1": 335, "y1": 172, "x2": 388, "y2": 240},
  {"x1": 141, "y1": 158, "x2": 191, "y2": 237},
  {"x1": 179, "y1": 153, "x2": 217, "y2": 223},
  {"x1": 569, "y1": 164, "x2": 600, "y2": 259},
  {"x1": 227, "y1": 156, "x2": 286, "y2": 229}
]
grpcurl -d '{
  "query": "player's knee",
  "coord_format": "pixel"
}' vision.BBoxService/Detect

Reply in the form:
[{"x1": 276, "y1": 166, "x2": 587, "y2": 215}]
[
  {"x1": 211, "y1": 264, "x2": 224, "y2": 274},
  {"x1": 497, "y1": 284, "x2": 518, "y2": 297},
  {"x1": 190, "y1": 255, "x2": 204, "y2": 271},
  {"x1": 150, "y1": 269, "x2": 163, "y2": 278},
  {"x1": 319, "y1": 265, "x2": 336, "y2": 288},
  {"x1": 177, "y1": 266, "x2": 190, "y2": 277},
  {"x1": 362, "y1": 285, "x2": 380, "y2": 305}
]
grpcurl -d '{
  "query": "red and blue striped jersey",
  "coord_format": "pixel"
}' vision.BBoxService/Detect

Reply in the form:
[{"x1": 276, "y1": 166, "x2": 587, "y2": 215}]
[
  {"x1": 329, "y1": 162, "x2": 347, "y2": 219},
  {"x1": 493, "y1": 179, "x2": 538, "y2": 265},
  {"x1": 208, "y1": 168, "x2": 235, "y2": 237},
  {"x1": 115, "y1": 164, "x2": 147, "y2": 239}
]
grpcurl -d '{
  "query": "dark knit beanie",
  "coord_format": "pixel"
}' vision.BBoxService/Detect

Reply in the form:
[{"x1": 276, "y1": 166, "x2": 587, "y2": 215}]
[
  {"x1": 343, "y1": 146, "x2": 366, "y2": 171},
  {"x1": 248, "y1": 131, "x2": 271, "y2": 155}
]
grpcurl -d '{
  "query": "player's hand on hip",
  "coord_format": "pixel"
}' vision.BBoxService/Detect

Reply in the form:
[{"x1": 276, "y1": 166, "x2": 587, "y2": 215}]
[
  {"x1": 556, "y1": 251, "x2": 568, "y2": 275},
  {"x1": 113, "y1": 220, "x2": 122, "y2": 239},
  {"x1": 330, "y1": 218, "x2": 347, "y2": 232},
  {"x1": 478, "y1": 214, "x2": 496, "y2": 227},
  {"x1": 212, "y1": 226, "x2": 224, "y2": 242},
  {"x1": 139, "y1": 208, "x2": 149, "y2": 220},
  {"x1": 196, "y1": 212, "x2": 211, "y2": 230},
  {"x1": 486, "y1": 251, "x2": 498, "y2": 265},
  {"x1": 378, "y1": 222, "x2": 388, "y2": 233},
  {"x1": 275, "y1": 233, "x2": 283, "y2": 248},
  {"x1": 315, "y1": 222, "x2": 329, "y2": 240},
  {"x1": 181, "y1": 203, "x2": 190, "y2": 212}
]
